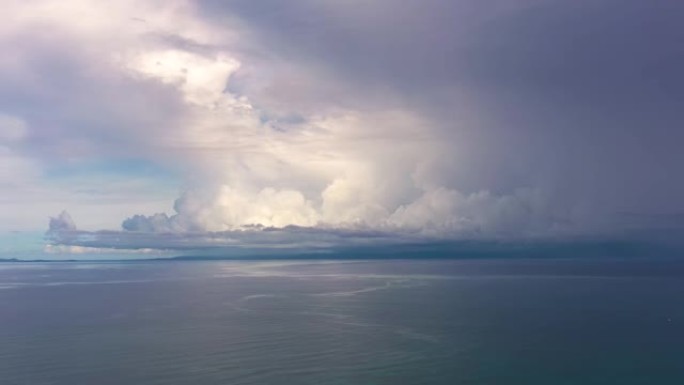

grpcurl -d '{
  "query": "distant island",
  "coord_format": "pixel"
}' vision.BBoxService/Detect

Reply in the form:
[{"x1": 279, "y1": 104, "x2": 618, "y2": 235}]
[{"x1": 0, "y1": 258, "x2": 78, "y2": 263}]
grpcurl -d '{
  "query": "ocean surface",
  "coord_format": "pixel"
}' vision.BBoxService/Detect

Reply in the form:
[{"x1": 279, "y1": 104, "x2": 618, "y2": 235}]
[{"x1": 1, "y1": 258, "x2": 684, "y2": 384}]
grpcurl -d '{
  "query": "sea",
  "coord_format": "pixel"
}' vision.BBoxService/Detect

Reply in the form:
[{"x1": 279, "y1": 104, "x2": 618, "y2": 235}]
[{"x1": 1, "y1": 258, "x2": 683, "y2": 384}]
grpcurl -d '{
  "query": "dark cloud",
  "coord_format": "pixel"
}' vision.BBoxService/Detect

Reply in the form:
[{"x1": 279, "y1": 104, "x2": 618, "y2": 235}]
[{"x1": 198, "y1": 0, "x2": 684, "y2": 232}]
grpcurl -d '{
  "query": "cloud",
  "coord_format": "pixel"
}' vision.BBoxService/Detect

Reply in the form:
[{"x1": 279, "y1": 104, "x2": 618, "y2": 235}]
[
  {"x1": 116, "y1": 185, "x2": 566, "y2": 238},
  {"x1": 48, "y1": 211, "x2": 77, "y2": 232},
  {"x1": 47, "y1": 214, "x2": 417, "y2": 256},
  {"x1": 46, "y1": 214, "x2": 679, "y2": 260},
  {"x1": 43, "y1": 244, "x2": 168, "y2": 255},
  {"x1": 0, "y1": 113, "x2": 27, "y2": 142},
  {"x1": 1, "y1": 0, "x2": 682, "y2": 252}
]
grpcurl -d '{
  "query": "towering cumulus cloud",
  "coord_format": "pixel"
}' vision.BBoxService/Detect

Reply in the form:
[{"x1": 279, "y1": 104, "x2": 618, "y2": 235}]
[{"x1": 1, "y1": 1, "x2": 682, "y2": 254}]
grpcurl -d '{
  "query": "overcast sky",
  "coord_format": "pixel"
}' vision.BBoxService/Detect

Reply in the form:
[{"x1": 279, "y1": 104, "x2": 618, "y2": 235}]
[{"x1": 1, "y1": 0, "x2": 683, "y2": 257}]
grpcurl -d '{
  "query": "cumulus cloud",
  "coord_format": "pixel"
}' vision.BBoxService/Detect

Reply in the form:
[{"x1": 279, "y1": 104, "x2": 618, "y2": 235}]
[
  {"x1": 48, "y1": 211, "x2": 77, "y2": 232},
  {"x1": 116, "y1": 185, "x2": 566, "y2": 240}
]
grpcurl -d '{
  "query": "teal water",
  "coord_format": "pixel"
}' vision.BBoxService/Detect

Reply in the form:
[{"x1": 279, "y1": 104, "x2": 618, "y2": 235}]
[{"x1": 1, "y1": 259, "x2": 683, "y2": 384}]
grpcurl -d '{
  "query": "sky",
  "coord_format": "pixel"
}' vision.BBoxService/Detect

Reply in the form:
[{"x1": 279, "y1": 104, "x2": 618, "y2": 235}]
[{"x1": 1, "y1": 0, "x2": 683, "y2": 259}]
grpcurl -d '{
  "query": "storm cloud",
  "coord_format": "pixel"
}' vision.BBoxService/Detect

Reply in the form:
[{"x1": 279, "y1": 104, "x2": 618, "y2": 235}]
[{"x1": 1, "y1": 0, "x2": 683, "y2": 254}]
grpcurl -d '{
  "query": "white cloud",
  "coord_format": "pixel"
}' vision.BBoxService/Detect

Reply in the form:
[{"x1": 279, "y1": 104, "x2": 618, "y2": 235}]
[{"x1": 121, "y1": 49, "x2": 242, "y2": 107}]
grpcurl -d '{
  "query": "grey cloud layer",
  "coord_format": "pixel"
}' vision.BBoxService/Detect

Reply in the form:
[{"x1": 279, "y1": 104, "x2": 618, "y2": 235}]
[{"x1": 47, "y1": 214, "x2": 419, "y2": 255}]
